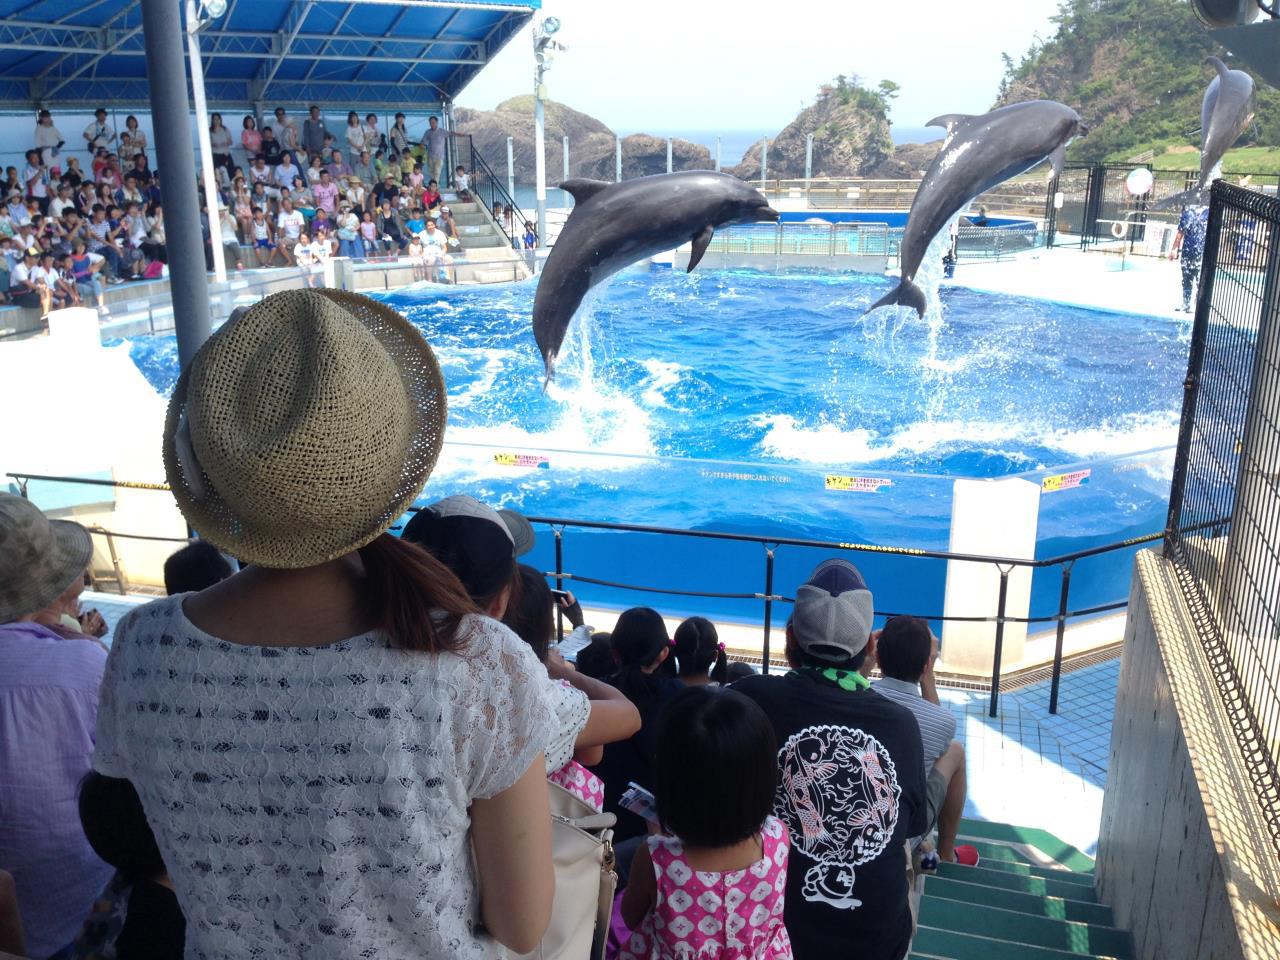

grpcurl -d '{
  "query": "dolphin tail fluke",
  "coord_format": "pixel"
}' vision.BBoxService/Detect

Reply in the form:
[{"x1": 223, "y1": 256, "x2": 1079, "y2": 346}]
[{"x1": 865, "y1": 279, "x2": 927, "y2": 319}]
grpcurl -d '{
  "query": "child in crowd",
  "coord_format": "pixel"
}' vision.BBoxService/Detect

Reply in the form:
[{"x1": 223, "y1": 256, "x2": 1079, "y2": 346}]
[
  {"x1": 596, "y1": 607, "x2": 684, "y2": 842},
  {"x1": 673, "y1": 615, "x2": 728, "y2": 686},
  {"x1": 617, "y1": 687, "x2": 792, "y2": 960},
  {"x1": 574, "y1": 631, "x2": 615, "y2": 679},
  {"x1": 453, "y1": 165, "x2": 471, "y2": 199},
  {"x1": 78, "y1": 772, "x2": 185, "y2": 959},
  {"x1": 163, "y1": 540, "x2": 233, "y2": 595}
]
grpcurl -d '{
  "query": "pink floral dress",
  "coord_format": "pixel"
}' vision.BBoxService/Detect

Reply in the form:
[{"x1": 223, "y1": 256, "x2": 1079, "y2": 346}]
[{"x1": 618, "y1": 816, "x2": 793, "y2": 960}]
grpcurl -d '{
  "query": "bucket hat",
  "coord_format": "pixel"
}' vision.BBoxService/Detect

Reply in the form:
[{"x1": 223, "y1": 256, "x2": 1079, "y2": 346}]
[
  {"x1": 0, "y1": 492, "x2": 93, "y2": 623},
  {"x1": 162, "y1": 288, "x2": 447, "y2": 568}
]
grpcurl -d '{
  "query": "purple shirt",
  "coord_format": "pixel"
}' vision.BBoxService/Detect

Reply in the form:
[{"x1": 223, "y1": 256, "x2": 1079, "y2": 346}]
[
  {"x1": 313, "y1": 180, "x2": 339, "y2": 214},
  {"x1": 0, "y1": 621, "x2": 112, "y2": 958}
]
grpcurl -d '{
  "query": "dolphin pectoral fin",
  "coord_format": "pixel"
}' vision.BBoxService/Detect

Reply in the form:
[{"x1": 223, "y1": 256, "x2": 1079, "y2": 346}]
[
  {"x1": 688, "y1": 225, "x2": 715, "y2": 272},
  {"x1": 926, "y1": 113, "x2": 975, "y2": 132},
  {"x1": 558, "y1": 178, "x2": 611, "y2": 205},
  {"x1": 1049, "y1": 144, "x2": 1067, "y2": 180}
]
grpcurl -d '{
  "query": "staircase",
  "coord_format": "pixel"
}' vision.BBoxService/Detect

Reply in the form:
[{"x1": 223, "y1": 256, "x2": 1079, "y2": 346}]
[
  {"x1": 912, "y1": 820, "x2": 1132, "y2": 960},
  {"x1": 441, "y1": 195, "x2": 532, "y2": 285}
]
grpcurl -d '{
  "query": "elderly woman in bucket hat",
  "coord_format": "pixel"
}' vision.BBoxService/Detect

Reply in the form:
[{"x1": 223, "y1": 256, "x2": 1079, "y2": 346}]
[
  {"x1": 92, "y1": 289, "x2": 557, "y2": 958},
  {"x1": 0, "y1": 493, "x2": 115, "y2": 959}
]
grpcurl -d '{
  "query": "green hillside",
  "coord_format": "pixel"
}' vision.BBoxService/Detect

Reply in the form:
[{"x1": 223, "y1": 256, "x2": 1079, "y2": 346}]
[{"x1": 998, "y1": 0, "x2": 1280, "y2": 166}]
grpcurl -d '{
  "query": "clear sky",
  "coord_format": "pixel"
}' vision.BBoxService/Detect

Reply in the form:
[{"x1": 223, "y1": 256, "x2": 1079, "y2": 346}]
[{"x1": 456, "y1": 0, "x2": 1065, "y2": 132}]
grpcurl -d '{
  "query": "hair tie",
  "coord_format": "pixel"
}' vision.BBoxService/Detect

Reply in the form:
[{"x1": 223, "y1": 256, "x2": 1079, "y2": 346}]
[
  {"x1": 668, "y1": 639, "x2": 676, "y2": 648},
  {"x1": 717, "y1": 642, "x2": 725, "y2": 653}
]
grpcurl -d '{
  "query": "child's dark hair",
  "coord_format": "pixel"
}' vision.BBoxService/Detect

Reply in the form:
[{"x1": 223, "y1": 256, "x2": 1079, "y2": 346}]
[
  {"x1": 163, "y1": 540, "x2": 233, "y2": 595},
  {"x1": 876, "y1": 615, "x2": 933, "y2": 683},
  {"x1": 654, "y1": 687, "x2": 778, "y2": 848},
  {"x1": 611, "y1": 607, "x2": 673, "y2": 707},
  {"x1": 502, "y1": 564, "x2": 554, "y2": 663},
  {"x1": 574, "y1": 631, "x2": 615, "y2": 679},
  {"x1": 78, "y1": 773, "x2": 166, "y2": 882},
  {"x1": 724, "y1": 660, "x2": 757, "y2": 683},
  {"x1": 673, "y1": 616, "x2": 727, "y2": 683}
]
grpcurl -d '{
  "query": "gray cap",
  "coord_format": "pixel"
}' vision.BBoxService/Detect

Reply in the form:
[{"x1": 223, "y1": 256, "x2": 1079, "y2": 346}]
[
  {"x1": 791, "y1": 559, "x2": 874, "y2": 663},
  {"x1": 427, "y1": 494, "x2": 512, "y2": 546},
  {"x1": 497, "y1": 508, "x2": 534, "y2": 557}
]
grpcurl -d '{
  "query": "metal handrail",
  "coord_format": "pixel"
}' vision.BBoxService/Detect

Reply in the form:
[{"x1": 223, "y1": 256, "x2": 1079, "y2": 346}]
[
  {"x1": 465, "y1": 135, "x2": 529, "y2": 249},
  {"x1": 8, "y1": 469, "x2": 1164, "y2": 717}
]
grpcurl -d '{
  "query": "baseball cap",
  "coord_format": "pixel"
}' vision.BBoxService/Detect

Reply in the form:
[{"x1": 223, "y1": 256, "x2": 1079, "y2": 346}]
[
  {"x1": 24, "y1": 247, "x2": 38, "y2": 258},
  {"x1": 791, "y1": 559, "x2": 874, "y2": 664},
  {"x1": 497, "y1": 508, "x2": 534, "y2": 557}
]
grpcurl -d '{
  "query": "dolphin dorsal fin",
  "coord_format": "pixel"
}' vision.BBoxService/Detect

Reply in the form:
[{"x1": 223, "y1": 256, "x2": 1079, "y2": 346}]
[
  {"x1": 927, "y1": 113, "x2": 975, "y2": 132},
  {"x1": 1205, "y1": 56, "x2": 1230, "y2": 79},
  {"x1": 558, "y1": 179, "x2": 611, "y2": 205}
]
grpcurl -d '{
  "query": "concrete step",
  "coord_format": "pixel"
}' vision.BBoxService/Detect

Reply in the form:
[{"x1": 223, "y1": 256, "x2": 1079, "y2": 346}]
[
  {"x1": 919, "y1": 898, "x2": 1131, "y2": 958},
  {"x1": 935, "y1": 862, "x2": 1098, "y2": 902},
  {"x1": 922, "y1": 876, "x2": 1114, "y2": 926},
  {"x1": 459, "y1": 235, "x2": 509, "y2": 248}
]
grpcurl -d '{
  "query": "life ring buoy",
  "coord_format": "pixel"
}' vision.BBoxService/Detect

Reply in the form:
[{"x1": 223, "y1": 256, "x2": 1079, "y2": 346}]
[{"x1": 1111, "y1": 219, "x2": 1129, "y2": 239}]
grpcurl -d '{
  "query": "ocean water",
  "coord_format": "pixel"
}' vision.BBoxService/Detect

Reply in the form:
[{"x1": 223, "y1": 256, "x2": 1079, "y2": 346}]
[{"x1": 119, "y1": 267, "x2": 1188, "y2": 626}]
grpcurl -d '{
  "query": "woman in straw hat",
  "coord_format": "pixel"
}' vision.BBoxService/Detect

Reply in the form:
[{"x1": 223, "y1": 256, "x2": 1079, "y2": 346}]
[
  {"x1": 0, "y1": 493, "x2": 115, "y2": 958},
  {"x1": 92, "y1": 289, "x2": 557, "y2": 958}
]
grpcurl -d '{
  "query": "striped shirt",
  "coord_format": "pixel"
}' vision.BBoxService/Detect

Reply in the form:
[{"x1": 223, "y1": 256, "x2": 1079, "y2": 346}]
[{"x1": 873, "y1": 677, "x2": 956, "y2": 773}]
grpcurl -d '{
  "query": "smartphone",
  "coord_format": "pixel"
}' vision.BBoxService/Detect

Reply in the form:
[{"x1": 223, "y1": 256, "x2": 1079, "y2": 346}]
[
  {"x1": 618, "y1": 782, "x2": 659, "y2": 824},
  {"x1": 549, "y1": 588, "x2": 572, "y2": 603}
]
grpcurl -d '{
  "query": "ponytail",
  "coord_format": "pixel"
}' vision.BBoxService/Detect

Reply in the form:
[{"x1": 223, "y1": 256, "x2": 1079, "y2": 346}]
[
  {"x1": 673, "y1": 616, "x2": 727, "y2": 682},
  {"x1": 358, "y1": 533, "x2": 477, "y2": 652},
  {"x1": 611, "y1": 607, "x2": 671, "y2": 710}
]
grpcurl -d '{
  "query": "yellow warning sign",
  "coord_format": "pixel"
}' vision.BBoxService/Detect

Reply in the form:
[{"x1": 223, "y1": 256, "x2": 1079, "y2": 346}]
[
  {"x1": 1041, "y1": 469, "x2": 1091, "y2": 493},
  {"x1": 824, "y1": 475, "x2": 893, "y2": 493},
  {"x1": 494, "y1": 452, "x2": 550, "y2": 469}
]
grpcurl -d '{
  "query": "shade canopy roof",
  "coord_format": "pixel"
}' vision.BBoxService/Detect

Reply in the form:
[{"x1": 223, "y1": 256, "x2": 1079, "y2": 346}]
[{"x1": 0, "y1": 0, "x2": 539, "y2": 110}]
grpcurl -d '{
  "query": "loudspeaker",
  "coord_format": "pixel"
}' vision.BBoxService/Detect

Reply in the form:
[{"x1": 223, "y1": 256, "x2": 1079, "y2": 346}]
[{"x1": 1190, "y1": 0, "x2": 1265, "y2": 28}]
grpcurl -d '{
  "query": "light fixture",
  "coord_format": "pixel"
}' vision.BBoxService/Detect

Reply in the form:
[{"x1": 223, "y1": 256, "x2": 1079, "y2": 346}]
[
  {"x1": 542, "y1": 16, "x2": 561, "y2": 34},
  {"x1": 1190, "y1": 0, "x2": 1264, "y2": 27}
]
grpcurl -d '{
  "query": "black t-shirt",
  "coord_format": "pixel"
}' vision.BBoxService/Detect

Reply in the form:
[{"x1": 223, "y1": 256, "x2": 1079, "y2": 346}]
[
  {"x1": 594, "y1": 673, "x2": 685, "y2": 842},
  {"x1": 114, "y1": 878, "x2": 186, "y2": 959},
  {"x1": 735, "y1": 672, "x2": 926, "y2": 960}
]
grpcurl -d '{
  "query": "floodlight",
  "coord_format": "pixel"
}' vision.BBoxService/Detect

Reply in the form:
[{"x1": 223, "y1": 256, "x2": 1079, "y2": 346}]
[
  {"x1": 1190, "y1": 0, "x2": 1264, "y2": 27},
  {"x1": 543, "y1": 16, "x2": 561, "y2": 34},
  {"x1": 201, "y1": 0, "x2": 228, "y2": 18}
]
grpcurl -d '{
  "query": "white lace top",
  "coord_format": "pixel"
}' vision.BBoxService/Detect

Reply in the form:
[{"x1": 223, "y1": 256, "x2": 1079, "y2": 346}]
[{"x1": 93, "y1": 595, "x2": 555, "y2": 959}]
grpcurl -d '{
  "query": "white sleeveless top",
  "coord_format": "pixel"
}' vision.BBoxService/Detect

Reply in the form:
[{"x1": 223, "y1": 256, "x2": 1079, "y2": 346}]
[{"x1": 93, "y1": 595, "x2": 555, "y2": 959}]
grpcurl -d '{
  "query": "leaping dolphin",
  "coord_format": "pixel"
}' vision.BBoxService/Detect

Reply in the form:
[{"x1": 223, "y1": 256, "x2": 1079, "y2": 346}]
[
  {"x1": 1160, "y1": 57, "x2": 1255, "y2": 208},
  {"x1": 866, "y1": 100, "x2": 1085, "y2": 319},
  {"x1": 532, "y1": 171, "x2": 778, "y2": 380}
]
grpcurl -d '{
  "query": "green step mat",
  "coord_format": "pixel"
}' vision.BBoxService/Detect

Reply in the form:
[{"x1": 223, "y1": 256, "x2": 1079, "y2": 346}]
[
  {"x1": 914, "y1": 926, "x2": 1123, "y2": 960},
  {"x1": 966, "y1": 856, "x2": 1097, "y2": 885},
  {"x1": 957, "y1": 819, "x2": 1096, "y2": 873},
  {"x1": 920, "y1": 897, "x2": 1131, "y2": 958},
  {"x1": 936, "y1": 862, "x2": 1098, "y2": 901},
  {"x1": 922, "y1": 876, "x2": 1114, "y2": 925}
]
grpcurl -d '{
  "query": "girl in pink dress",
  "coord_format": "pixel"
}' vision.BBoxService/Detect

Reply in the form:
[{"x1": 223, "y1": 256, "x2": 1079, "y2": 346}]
[{"x1": 618, "y1": 687, "x2": 793, "y2": 960}]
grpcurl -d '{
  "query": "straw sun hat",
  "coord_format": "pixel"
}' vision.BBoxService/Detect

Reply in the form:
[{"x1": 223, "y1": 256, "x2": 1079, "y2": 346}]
[
  {"x1": 162, "y1": 289, "x2": 446, "y2": 568},
  {"x1": 0, "y1": 492, "x2": 93, "y2": 623}
]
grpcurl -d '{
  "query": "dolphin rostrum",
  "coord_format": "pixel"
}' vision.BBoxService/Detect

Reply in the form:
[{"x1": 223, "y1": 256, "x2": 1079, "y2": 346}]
[
  {"x1": 532, "y1": 171, "x2": 778, "y2": 380},
  {"x1": 866, "y1": 100, "x2": 1085, "y2": 319},
  {"x1": 1162, "y1": 56, "x2": 1255, "y2": 208}
]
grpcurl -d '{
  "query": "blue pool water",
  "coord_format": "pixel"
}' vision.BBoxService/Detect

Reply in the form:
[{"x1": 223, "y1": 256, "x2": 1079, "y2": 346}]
[{"x1": 121, "y1": 268, "x2": 1189, "y2": 629}]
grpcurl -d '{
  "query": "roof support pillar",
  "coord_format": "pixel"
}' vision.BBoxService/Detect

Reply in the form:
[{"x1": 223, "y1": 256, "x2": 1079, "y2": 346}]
[{"x1": 141, "y1": 0, "x2": 211, "y2": 369}]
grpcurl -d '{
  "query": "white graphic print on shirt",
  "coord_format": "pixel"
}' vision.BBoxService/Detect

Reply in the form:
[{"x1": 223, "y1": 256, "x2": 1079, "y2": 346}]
[{"x1": 775, "y1": 723, "x2": 901, "y2": 910}]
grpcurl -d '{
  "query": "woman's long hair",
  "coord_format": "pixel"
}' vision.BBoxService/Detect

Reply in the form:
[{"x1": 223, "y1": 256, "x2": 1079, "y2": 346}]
[{"x1": 357, "y1": 533, "x2": 477, "y2": 652}]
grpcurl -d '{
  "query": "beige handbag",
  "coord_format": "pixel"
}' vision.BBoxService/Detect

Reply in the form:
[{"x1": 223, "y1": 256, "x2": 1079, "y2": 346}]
[{"x1": 517, "y1": 781, "x2": 617, "y2": 960}]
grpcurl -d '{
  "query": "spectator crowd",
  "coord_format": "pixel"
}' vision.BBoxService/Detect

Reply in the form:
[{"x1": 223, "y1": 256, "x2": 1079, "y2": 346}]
[
  {"x1": 2, "y1": 106, "x2": 488, "y2": 314},
  {"x1": 0, "y1": 290, "x2": 976, "y2": 960}
]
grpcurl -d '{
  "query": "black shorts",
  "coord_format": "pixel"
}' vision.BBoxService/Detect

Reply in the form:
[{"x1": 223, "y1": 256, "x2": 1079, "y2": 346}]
[{"x1": 8, "y1": 288, "x2": 41, "y2": 308}]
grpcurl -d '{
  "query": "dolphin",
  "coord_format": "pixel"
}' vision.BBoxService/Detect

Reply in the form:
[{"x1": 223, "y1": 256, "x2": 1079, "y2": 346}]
[
  {"x1": 532, "y1": 171, "x2": 778, "y2": 380},
  {"x1": 866, "y1": 100, "x2": 1085, "y2": 319},
  {"x1": 1160, "y1": 57, "x2": 1255, "y2": 208}
]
